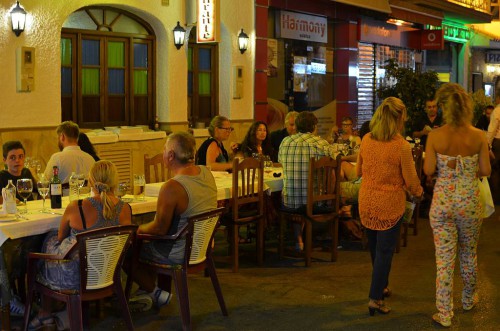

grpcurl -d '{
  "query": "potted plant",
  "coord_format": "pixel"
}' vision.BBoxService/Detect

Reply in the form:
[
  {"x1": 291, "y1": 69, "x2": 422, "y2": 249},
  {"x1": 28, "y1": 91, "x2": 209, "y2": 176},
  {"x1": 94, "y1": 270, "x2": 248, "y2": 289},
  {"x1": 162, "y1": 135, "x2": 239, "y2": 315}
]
[{"x1": 376, "y1": 59, "x2": 440, "y2": 135}]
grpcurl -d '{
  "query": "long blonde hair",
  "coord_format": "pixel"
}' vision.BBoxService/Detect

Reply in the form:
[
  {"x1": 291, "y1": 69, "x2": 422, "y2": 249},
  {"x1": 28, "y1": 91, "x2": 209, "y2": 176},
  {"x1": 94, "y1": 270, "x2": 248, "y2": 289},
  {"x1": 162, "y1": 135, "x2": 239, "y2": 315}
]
[
  {"x1": 369, "y1": 97, "x2": 406, "y2": 141},
  {"x1": 88, "y1": 160, "x2": 119, "y2": 220},
  {"x1": 435, "y1": 83, "x2": 472, "y2": 127}
]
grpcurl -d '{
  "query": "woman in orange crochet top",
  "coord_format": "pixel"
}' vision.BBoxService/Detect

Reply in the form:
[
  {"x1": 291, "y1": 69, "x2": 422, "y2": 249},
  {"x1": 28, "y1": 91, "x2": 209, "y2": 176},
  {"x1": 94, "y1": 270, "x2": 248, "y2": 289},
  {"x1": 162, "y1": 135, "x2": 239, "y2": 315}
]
[{"x1": 357, "y1": 97, "x2": 423, "y2": 316}]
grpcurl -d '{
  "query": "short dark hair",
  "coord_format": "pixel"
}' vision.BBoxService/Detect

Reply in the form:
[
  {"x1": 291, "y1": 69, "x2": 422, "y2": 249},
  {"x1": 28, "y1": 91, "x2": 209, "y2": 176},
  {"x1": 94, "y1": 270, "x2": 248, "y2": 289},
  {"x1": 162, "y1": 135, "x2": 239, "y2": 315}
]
[
  {"x1": 3, "y1": 141, "x2": 25, "y2": 159},
  {"x1": 295, "y1": 111, "x2": 317, "y2": 133},
  {"x1": 56, "y1": 121, "x2": 80, "y2": 141},
  {"x1": 341, "y1": 116, "x2": 354, "y2": 124}
]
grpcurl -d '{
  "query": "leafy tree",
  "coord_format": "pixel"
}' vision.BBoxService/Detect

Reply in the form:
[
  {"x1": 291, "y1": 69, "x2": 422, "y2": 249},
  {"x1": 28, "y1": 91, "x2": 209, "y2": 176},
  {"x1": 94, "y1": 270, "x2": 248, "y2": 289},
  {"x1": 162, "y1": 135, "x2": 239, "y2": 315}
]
[
  {"x1": 376, "y1": 59, "x2": 440, "y2": 134},
  {"x1": 470, "y1": 89, "x2": 492, "y2": 125}
]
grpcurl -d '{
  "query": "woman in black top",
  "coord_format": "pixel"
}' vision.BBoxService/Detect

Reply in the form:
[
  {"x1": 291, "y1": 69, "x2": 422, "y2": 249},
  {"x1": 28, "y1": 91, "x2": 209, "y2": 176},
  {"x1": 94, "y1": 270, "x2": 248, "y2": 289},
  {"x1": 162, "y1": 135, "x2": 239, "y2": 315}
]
[
  {"x1": 195, "y1": 115, "x2": 233, "y2": 171},
  {"x1": 238, "y1": 121, "x2": 273, "y2": 158}
]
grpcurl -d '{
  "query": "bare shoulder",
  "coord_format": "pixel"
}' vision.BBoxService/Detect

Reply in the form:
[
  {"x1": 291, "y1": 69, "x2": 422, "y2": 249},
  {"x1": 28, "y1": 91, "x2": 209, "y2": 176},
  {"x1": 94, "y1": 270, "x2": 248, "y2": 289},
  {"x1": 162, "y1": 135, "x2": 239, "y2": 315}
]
[
  {"x1": 158, "y1": 178, "x2": 186, "y2": 202},
  {"x1": 469, "y1": 126, "x2": 487, "y2": 138}
]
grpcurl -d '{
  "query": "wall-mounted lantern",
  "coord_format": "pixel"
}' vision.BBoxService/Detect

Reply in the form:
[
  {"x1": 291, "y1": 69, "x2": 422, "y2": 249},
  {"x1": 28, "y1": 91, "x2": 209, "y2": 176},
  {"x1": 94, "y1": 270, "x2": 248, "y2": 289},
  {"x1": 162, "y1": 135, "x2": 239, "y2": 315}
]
[
  {"x1": 238, "y1": 29, "x2": 249, "y2": 54},
  {"x1": 173, "y1": 21, "x2": 186, "y2": 50},
  {"x1": 10, "y1": 1, "x2": 27, "y2": 37}
]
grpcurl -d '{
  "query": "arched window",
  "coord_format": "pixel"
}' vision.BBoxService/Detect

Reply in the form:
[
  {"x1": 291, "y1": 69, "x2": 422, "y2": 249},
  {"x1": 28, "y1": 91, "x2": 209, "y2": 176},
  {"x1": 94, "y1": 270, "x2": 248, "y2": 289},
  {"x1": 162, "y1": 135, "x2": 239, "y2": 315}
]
[{"x1": 61, "y1": 7, "x2": 155, "y2": 128}]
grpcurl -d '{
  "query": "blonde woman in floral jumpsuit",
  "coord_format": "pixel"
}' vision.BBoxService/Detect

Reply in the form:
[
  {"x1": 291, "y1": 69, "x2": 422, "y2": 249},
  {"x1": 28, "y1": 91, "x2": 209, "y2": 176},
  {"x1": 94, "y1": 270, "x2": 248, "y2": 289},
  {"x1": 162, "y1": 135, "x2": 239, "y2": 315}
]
[{"x1": 424, "y1": 83, "x2": 491, "y2": 327}]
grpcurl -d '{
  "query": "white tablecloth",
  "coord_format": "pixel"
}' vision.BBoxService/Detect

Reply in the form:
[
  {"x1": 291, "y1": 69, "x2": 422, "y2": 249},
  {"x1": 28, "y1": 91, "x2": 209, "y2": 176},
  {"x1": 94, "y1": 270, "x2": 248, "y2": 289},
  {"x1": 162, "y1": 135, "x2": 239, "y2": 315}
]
[
  {"x1": 145, "y1": 168, "x2": 283, "y2": 200},
  {"x1": 0, "y1": 199, "x2": 67, "y2": 247}
]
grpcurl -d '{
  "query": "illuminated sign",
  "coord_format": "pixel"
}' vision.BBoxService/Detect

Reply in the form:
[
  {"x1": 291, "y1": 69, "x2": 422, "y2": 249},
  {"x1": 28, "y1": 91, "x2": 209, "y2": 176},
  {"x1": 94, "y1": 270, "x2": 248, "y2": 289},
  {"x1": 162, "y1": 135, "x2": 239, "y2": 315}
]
[
  {"x1": 443, "y1": 24, "x2": 470, "y2": 43},
  {"x1": 486, "y1": 51, "x2": 500, "y2": 64},
  {"x1": 277, "y1": 11, "x2": 327, "y2": 43},
  {"x1": 197, "y1": 0, "x2": 219, "y2": 43}
]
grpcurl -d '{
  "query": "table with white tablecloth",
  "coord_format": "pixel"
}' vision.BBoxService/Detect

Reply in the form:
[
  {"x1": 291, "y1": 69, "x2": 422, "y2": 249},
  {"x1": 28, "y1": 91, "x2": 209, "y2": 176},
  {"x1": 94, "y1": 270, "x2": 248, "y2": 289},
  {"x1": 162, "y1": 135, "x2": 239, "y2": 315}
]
[{"x1": 144, "y1": 168, "x2": 284, "y2": 200}]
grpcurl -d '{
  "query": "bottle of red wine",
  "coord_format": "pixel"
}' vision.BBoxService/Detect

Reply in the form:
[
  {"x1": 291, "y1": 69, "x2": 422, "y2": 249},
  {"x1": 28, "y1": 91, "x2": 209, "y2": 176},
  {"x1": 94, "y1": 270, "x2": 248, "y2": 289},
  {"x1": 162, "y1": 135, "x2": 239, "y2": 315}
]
[{"x1": 50, "y1": 166, "x2": 62, "y2": 209}]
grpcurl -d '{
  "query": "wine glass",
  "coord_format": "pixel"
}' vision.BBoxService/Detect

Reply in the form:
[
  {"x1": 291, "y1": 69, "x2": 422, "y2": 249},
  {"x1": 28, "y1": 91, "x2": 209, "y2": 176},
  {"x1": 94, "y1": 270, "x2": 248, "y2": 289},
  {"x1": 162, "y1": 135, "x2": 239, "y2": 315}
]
[
  {"x1": 33, "y1": 159, "x2": 43, "y2": 179},
  {"x1": 16, "y1": 178, "x2": 33, "y2": 214},
  {"x1": 37, "y1": 175, "x2": 50, "y2": 212},
  {"x1": 76, "y1": 173, "x2": 86, "y2": 198}
]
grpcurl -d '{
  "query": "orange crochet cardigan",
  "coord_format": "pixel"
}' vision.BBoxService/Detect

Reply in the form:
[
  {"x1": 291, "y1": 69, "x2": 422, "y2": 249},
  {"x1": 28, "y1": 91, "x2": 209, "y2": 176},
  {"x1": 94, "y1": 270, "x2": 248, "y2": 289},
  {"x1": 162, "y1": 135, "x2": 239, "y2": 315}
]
[{"x1": 356, "y1": 133, "x2": 423, "y2": 230}]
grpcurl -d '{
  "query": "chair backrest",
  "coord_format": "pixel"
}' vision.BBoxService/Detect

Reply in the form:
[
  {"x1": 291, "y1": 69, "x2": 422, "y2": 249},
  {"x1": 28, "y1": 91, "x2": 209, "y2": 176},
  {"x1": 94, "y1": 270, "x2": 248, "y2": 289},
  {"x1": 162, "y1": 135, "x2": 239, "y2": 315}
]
[
  {"x1": 183, "y1": 208, "x2": 225, "y2": 266},
  {"x1": 77, "y1": 225, "x2": 137, "y2": 292},
  {"x1": 306, "y1": 155, "x2": 341, "y2": 217},
  {"x1": 412, "y1": 145, "x2": 424, "y2": 180},
  {"x1": 231, "y1": 157, "x2": 264, "y2": 222},
  {"x1": 144, "y1": 153, "x2": 170, "y2": 184}
]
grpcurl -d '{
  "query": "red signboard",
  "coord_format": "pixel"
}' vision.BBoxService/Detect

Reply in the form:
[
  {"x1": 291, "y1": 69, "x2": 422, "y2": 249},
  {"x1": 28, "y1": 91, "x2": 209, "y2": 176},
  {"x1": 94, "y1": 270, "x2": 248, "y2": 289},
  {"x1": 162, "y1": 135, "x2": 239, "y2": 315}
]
[
  {"x1": 406, "y1": 29, "x2": 444, "y2": 50},
  {"x1": 421, "y1": 30, "x2": 444, "y2": 50}
]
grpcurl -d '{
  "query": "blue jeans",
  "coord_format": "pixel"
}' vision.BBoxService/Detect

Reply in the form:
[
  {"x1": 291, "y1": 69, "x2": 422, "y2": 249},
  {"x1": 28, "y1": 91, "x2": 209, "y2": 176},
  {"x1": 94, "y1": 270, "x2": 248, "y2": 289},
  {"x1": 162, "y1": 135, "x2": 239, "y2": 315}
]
[{"x1": 366, "y1": 219, "x2": 402, "y2": 300}]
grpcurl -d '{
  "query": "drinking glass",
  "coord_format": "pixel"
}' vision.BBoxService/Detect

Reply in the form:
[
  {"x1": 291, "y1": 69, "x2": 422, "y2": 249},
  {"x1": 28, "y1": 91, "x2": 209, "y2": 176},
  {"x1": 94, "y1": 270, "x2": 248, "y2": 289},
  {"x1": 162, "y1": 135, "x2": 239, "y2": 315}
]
[
  {"x1": 76, "y1": 173, "x2": 86, "y2": 198},
  {"x1": 116, "y1": 182, "x2": 128, "y2": 199},
  {"x1": 263, "y1": 155, "x2": 273, "y2": 173},
  {"x1": 37, "y1": 175, "x2": 50, "y2": 212},
  {"x1": 133, "y1": 174, "x2": 146, "y2": 201},
  {"x1": 33, "y1": 159, "x2": 43, "y2": 179},
  {"x1": 17, "y1": 178, "x2": 33, "y2": 214}
]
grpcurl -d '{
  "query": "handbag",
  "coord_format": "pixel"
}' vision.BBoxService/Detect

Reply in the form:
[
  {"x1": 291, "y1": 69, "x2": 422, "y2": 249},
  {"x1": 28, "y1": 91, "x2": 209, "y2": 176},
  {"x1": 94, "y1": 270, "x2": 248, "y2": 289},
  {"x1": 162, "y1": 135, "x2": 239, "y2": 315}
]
[
  {"x1": 478, "y1": 177, "x2": 495, "y2": 218},
  {"x1": 402, "y1": 201, "x2": 416, "y2": 224}
]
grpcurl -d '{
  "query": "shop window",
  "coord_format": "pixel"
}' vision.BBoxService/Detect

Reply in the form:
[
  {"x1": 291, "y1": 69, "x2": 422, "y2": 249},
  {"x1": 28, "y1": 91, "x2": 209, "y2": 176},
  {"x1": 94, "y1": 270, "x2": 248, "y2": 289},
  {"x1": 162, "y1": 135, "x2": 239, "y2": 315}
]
[{"x1": 61, "y1": 7, "x2": 155, "y2": 128}]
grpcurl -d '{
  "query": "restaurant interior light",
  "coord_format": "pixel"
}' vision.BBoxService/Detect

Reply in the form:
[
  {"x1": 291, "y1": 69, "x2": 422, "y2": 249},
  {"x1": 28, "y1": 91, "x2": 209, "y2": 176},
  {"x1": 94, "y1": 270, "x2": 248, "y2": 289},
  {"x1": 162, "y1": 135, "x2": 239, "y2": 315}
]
[
  {"x1": 386, "y1": 18, "x2": 413, "y2": 28},
  {"x1": 238, "y1": 29, "x2": 249, "y2": 54},
  {"x1": 10, "y1": 1, "x2": 26, "y2": 37},
  {"x1": 173, "y1": 21, "x2": 186, "y2": 50}
]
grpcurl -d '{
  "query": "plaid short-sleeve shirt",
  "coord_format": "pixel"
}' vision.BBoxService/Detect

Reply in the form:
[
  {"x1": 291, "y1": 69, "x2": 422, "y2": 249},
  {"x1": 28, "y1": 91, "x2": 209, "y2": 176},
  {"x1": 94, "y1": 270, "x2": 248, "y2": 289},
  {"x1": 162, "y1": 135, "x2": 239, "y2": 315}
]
[{"x1": 278, "y1": 132, "x2": 338, "y2": 209}]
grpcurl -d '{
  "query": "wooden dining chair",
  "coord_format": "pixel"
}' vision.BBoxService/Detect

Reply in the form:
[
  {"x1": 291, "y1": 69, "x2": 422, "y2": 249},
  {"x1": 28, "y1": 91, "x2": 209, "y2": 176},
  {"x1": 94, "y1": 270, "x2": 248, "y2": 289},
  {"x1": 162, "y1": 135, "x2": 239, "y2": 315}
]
[
  {"x1": 397, "y1": 145, "x2": 424, "y2": 252},
  {"x1": 144, "y1": 153, "x2": 170, "y2": 184},
  {"x1": 279, "y1": 155, "x2": 342, "y2": 267},
  {"x1": 23, "y1": 225, "x2": 138, "y2": 331},
  {"x1": 227, "y1": 157, "x2": 265, "y2": 272},
  {"x1": 125, "y1": 208, "x2": 228, "y2": 331}
]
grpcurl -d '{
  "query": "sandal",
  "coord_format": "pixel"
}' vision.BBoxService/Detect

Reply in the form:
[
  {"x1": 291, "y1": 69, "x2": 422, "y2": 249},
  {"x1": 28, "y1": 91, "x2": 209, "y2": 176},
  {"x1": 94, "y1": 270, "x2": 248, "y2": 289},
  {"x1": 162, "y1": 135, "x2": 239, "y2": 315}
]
[
  {"x1": 28, "y1": 315, "x2": 56, "y2": 331},
  {"x1": 368, "y1": 300, "x2": 391, "y2": 316},
  {"x1": 383, "y1": 287, "x2": 392, "y2": 298}
]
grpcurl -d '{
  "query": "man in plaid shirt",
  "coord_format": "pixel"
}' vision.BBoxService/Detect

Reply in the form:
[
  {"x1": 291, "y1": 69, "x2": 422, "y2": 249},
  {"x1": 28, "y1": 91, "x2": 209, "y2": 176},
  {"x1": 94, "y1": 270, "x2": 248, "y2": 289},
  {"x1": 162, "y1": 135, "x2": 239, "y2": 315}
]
[{"x1": 278, "y1": 111, "x2": 338, "y2": 251}]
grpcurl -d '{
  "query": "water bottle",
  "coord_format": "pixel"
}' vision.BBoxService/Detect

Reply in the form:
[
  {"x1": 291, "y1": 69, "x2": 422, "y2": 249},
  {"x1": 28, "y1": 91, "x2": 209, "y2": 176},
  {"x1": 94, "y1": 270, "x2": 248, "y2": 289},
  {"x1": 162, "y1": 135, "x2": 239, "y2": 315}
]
[
  {"x1": 69, "y1": 172, "x2": 79, "y2": 201},
  {"x1": 5, "y1": 180, "x2": 17, "y2": 214},
  {"x1": 50, "y1": 166, "x2": 62, "y2": 209}
]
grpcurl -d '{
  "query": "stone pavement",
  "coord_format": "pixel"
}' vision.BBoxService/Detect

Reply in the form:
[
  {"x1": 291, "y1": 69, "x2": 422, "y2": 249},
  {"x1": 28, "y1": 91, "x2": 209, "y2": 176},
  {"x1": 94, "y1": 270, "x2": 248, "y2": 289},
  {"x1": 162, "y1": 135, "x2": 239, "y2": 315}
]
[{"x1": 10, "y1": 211, "x2": 500, "y2": 331}]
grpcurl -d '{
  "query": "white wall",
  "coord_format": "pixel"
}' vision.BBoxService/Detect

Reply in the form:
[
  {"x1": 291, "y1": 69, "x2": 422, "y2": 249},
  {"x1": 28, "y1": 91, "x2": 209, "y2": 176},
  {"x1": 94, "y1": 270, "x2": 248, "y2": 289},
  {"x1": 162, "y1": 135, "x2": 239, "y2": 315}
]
[{"x1": 0, "y1": 0, "x2": 254, "y2": 128}]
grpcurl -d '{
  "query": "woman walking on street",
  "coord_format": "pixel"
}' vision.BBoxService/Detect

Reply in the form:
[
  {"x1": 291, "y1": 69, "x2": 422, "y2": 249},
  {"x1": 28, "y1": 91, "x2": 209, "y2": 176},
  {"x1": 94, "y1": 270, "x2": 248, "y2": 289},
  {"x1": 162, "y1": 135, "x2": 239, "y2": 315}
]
[
  {"x1": 424, "y1": 83, "x2": 491, "y2": 327},
  {"x1": 357, "y1": 97, "x2": 423, "y2": 316}
]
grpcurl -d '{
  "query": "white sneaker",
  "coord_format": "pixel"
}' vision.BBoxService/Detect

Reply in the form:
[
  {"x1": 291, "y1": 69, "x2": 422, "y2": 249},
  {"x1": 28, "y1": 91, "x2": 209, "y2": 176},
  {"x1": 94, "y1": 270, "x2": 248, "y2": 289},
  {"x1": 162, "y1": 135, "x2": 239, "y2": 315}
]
[
  {"x1": 129, "y1": 293, "x2": 153, "y2": 312},
  {"x1": 151, "y1": 288, "x2": 172, "y2": 309}
]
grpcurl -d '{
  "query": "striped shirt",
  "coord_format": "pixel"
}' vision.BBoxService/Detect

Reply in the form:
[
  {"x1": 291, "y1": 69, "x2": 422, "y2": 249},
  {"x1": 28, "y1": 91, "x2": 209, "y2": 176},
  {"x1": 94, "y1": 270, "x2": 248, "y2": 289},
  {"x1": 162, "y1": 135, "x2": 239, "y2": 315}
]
[{"x1": 278, "y1": 132, "x2": 338, "y2": 209}]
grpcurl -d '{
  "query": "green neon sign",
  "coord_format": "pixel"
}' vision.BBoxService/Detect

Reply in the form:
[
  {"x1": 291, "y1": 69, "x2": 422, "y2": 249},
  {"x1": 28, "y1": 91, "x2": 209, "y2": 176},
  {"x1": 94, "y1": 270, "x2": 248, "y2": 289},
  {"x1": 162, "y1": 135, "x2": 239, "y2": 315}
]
[{"x1": 443, "y1": 24, "x2": 470, "y2": 42}]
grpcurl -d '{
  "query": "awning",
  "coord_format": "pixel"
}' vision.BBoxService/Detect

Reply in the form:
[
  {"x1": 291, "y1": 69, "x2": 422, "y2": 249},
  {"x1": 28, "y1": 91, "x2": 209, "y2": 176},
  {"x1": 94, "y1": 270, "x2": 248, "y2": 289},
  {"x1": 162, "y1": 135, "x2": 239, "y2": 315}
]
[
  {"x1": 390, "y1": 1, "x2": 443, "y2": 27},
  {"x1": 332, "y1": 0, "x2": 391, "y2": 14}
]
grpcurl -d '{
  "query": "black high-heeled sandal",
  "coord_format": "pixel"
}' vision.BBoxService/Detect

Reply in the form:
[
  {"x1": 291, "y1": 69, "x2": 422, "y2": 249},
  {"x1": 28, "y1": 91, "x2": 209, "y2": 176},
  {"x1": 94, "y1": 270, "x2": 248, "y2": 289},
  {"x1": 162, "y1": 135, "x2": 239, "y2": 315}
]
[
  {"x1": 383, "y1": 287, "x2": 392, "y2": 298},
  {"x1": 368, "y1": 300, "x2": 391, "y2": 316}
]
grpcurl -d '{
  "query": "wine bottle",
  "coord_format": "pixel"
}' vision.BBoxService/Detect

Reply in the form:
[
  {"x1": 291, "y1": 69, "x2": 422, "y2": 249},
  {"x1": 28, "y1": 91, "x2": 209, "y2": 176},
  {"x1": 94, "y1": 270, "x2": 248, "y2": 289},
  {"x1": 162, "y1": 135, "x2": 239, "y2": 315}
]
[{"x1": 50, "y1": 166, "x2": 62, "y2": 209}]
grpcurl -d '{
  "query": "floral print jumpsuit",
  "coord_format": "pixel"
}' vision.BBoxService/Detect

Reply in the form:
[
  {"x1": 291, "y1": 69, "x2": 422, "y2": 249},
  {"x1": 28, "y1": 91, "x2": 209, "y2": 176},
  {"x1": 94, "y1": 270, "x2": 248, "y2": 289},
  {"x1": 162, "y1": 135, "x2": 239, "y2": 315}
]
[{"x1": 429, "y1": 153, "x2": 482, "y2": 323}]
